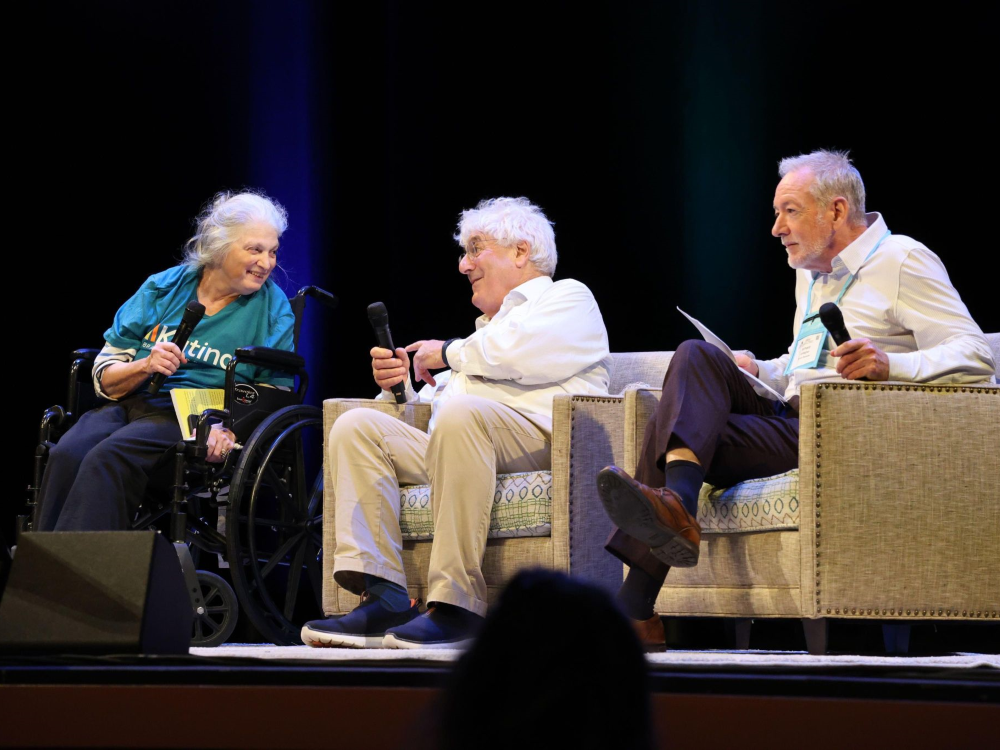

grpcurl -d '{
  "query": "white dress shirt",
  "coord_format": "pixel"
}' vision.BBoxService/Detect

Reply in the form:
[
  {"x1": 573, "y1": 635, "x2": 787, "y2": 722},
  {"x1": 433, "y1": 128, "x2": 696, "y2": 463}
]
[
  {"x1": 380, "y1": 275, "x2": 612, "y2": 434},
  {"x1": 756, "y1": 212, "x2": 996, "y2": 402}
]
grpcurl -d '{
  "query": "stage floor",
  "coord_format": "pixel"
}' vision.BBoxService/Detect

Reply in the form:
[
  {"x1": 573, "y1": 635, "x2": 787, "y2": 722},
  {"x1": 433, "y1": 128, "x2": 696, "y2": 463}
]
[{"x1": 2, "y1": 644, "x2": 997, "y2": 749}]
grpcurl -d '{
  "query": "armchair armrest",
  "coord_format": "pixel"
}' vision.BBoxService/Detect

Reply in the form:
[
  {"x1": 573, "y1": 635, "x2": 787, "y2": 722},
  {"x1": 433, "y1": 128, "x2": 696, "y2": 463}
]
[
  {"x1": 552, "y1": 393, "x2": 633, "y2": 594},
  {"x1": 797, "y1": 381, "x2": 1000, "y2": 620},
  {"x1": 321, "y1": 397, "x2": 432, "y2": 614},
  {"x1": 623, "y1": 388, "x2": 662, "y2": 474}
]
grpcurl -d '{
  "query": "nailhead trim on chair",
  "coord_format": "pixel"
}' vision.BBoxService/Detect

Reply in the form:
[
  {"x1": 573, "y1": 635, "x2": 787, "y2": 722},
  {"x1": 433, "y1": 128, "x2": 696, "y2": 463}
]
[
  {"x1": 567, "y1": 396, "x2": 625, "y2": 559},
  {"x1": 814, "y1": 382, "x2": 998, "y2": 619}
]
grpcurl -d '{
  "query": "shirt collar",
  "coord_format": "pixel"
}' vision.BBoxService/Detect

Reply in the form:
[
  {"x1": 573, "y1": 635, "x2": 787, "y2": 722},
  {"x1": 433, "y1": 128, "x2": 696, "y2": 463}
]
[
  {"x1": 475, "y1": 275, "x2": 553, "y2": 328},
  {"x1": 824, "y1": 212, "x2": 888, "y2": 277}
]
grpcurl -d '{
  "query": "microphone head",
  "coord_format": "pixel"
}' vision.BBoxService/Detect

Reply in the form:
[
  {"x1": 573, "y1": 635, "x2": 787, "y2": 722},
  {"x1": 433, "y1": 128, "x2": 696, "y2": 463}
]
[
  {"x1": 182, "y1": 300, "x2": 207, "y2": 326},
  {"x1": 367, "y1": 301, "x2": 389, "y2": 328},
  {"x1": 818, "y1": 302, "x2": 844, "y2": 332}
]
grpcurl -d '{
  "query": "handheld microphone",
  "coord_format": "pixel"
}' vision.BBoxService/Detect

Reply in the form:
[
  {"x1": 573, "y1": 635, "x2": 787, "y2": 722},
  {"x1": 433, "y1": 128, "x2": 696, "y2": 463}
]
[
  {"x1": 819, "y1": 301, "x2": 868, "y2": 381},
  {"x1": 818, "y1": 302, "x2": 851, "y2": 346},
  {"x1": 367, "y1": 301, "x2": 407, "y2": 404},
  {"x1": 148, "y1": 300, "x2": 206, "y2": 394}
]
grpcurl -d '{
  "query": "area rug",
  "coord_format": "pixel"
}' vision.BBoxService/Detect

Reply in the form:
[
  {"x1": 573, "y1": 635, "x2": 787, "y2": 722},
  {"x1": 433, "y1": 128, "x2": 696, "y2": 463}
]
[{"x1": 190, "y1": 644, "x2": 1000, "y2": 669}]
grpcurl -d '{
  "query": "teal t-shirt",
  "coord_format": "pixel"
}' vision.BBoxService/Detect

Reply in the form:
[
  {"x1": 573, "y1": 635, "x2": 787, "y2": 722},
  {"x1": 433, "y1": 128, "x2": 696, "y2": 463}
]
[{"x1": 103, "y1": 266, "x2": 295, "y2": 390}]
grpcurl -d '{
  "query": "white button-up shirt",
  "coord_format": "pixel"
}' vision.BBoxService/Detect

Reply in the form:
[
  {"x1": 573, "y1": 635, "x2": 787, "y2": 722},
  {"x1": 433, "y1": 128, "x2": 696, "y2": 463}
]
[
  {"x1": 384, "y1": 276, "x2": 612, "y2": 434},
  {"x1": 756, "y1": 212, "x2": 996, "y2": 402}
]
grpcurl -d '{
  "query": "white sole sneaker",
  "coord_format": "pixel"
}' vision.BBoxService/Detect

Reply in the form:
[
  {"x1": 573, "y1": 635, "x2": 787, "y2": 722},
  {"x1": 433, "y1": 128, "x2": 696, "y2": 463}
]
[
  {"x1": 300, "y1": 624, "x2": 384, "y2": 649},
  {"x1": 382, "y1": 632, "x2": 475, "y2": 650}
]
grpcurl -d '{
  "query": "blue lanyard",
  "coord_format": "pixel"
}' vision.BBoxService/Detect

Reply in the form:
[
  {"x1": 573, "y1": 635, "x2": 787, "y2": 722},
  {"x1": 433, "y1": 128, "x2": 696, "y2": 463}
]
[{"x1": 802, "y1": 229, "x2": 891, "y2": 322}]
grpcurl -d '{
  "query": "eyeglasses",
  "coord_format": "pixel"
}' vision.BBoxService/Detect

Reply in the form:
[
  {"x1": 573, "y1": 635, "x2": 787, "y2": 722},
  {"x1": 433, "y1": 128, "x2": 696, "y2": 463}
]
[{"x1": 458, "y1": 239, "x2": 490, "y2": 263}]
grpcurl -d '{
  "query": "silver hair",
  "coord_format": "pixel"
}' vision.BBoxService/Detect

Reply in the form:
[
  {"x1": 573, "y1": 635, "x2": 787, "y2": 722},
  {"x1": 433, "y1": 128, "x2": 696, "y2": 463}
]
[
  {"x1": 183, "y1": 190, "x2": 289, "y2": 270},
  {"x1": 778, "y1": 150, "x2": 867, "y2": 227},
  {"x1": 454, "y1": 196, "x2": 558, "y2": 277}
]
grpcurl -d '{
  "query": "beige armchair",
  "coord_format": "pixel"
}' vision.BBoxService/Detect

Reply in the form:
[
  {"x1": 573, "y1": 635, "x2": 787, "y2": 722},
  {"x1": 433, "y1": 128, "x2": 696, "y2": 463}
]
[
  {"x1": 320, "y1": 352, "x2": 673, "y2": 615},
  {"x1": 622, "y1": 332, "x2": 1000, "y2": 652}
]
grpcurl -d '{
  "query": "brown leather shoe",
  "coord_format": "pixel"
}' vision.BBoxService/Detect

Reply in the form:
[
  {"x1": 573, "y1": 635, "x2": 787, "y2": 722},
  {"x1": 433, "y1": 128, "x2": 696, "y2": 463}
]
[
  {"x1": 596, "y1": 465, "x2": 701, "y2": 567},
  {"x1": 632, "y1": 612, "x2": 666, "y2": 651}
]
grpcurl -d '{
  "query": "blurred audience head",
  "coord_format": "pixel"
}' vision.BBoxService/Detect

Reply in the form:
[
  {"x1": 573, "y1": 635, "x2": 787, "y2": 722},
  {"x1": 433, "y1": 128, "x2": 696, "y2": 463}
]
[{"x1": 436, "y1": 568, "x2": 654, "y2": 750}]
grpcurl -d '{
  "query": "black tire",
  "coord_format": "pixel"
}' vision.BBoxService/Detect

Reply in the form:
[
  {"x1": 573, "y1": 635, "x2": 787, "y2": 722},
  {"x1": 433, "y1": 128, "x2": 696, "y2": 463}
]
[
  {"x1": 191, "y1": 570, "x2": 239, "y2": 647},
  {"x1": 225, "y1": 404, "x2": 324, "y2": 645}
]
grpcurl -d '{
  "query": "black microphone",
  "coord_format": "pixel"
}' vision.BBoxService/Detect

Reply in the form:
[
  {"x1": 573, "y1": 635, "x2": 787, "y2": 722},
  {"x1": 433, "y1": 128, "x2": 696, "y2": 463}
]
[
  {"x1": 818, "y1": 302, "x2": 851, "y2": 346},
  {"x1": 367, "y1": 301, "x2": 407, "y2": 404},
  {"x1": 148, "y1": 300, "x2": 206, "y2": 394},
  {"x1": 819, "y1": 301, "x2": 869, "y2": 381}
]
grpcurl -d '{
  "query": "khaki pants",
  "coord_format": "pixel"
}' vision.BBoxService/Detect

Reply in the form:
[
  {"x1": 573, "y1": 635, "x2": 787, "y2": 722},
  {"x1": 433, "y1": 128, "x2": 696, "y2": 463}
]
[{"x1": 330, "y1": 395, "x2": 551, "y2": 616}]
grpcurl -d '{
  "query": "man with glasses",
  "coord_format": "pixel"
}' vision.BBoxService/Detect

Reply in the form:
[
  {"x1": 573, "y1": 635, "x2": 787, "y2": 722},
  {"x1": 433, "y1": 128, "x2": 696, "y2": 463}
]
[
  {"x1": 303, "y1": 196, "x2": 612, "y2": 649},
  {"x1": 595, "y1": 150, "x2": 995, "y2": 649}
]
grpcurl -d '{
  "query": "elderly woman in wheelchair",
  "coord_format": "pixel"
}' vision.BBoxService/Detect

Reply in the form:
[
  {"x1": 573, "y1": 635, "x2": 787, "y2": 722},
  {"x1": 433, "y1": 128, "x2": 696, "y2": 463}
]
[{"x1": 36, "y1": 190, "x2": 295, "y2": 533}]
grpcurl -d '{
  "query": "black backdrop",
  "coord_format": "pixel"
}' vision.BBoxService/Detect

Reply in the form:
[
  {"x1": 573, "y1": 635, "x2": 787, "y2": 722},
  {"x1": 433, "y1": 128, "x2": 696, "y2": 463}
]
[{"x1": 10, "y1": 1, "x2": 997, "y2": 536}]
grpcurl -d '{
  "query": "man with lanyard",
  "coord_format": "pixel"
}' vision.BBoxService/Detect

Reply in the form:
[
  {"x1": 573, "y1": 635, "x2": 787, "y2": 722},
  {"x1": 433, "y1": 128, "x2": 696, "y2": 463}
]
[{"x1": 596, "y1": 149, "x2": 996, "y2": 649}]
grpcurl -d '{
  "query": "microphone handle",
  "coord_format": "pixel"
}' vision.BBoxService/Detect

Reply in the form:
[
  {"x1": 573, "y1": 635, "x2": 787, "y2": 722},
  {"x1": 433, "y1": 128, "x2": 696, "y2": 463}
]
[
  {"x1": 374, "y1": 325, "x2": 408, "y2": 404},
  {"x1": 148, "y1": 321, "x2": 195, "y2": 395},
  {"x1": 828, "y1": 325, "x2": 868, "y2": 381},
  {"x1": 829, "y1": 327, "x2": 852, "y2": 347}
]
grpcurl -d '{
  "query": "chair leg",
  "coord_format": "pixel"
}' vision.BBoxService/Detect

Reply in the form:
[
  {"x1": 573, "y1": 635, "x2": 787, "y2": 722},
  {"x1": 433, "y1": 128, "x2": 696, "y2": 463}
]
[
  {"x1": 882, "y1": 623, "x2": 912, "y2": 655},
  {"x1": 724, "y1": 618, "x2": 752, "y2": 650},
  {"x1": 802, "y1": 617, "x2": 828, "y2": 655}
]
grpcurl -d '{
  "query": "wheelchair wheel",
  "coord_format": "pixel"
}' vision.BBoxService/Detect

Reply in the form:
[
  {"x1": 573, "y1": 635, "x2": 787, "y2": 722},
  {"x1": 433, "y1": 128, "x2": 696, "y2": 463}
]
[
  {"x1": 225, "y1": 404, "x2": 324, "y2": 645},
  {"x1": 191, "y1": 571, "x2": 239, "y2": 647}
]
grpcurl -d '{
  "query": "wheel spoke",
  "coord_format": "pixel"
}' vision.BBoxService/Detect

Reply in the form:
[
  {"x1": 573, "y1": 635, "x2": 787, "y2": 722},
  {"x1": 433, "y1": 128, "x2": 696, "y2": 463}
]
[
  {"x1": 259, "y1": 463, "x2": 303, "y2": 521},
  {"x1": 284, "y1": 539, "x2": 308, "y2": 621},
  {"x1": 197, "y1": 615, "x2": 220, "y2": 635},
  {"x1": 305, "y1": 544, "x2": 324, "y2": 609},
  {"x1": 258, "y1": 531, "x2": 306, "y2": 580}
]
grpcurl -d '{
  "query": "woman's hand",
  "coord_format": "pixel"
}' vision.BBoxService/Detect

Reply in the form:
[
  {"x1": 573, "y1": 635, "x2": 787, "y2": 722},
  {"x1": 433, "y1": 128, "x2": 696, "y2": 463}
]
[
  {"x1": 204, "y1": 423, "x2": 238, "y2": 463},
  {"x1": 144, "y1": 341, "x2": 187, "y2": 379}
]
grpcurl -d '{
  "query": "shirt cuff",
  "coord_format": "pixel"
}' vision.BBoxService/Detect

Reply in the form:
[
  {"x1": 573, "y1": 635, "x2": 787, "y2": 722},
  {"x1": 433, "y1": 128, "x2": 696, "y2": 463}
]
[
  {"x1": 886, "y1": 352, "x2": 920, "y2": 381},
  {"x1": 441, "y1": 338, "x2": 462, "y2": 372}
]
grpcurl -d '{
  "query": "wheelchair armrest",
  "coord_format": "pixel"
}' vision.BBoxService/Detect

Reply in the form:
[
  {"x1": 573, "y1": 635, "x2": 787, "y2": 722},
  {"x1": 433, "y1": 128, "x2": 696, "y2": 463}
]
[
  {"x1": 72, "y1": 348, "x2": 100, "y2": 361},
  {"x1": 234, "y1": 346, "x2": 305, "y2": 371},
  {"x1": 192, "y1": 408, "x2": 230, "y2": 458}
]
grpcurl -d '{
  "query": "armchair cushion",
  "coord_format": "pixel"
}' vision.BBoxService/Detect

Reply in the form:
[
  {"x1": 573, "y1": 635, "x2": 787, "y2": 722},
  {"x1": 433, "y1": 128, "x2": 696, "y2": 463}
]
[
  {"x1": 698, "y1": 469, "x2": 800, "y2": 533},
  {"x1": 399, "y1": 470, "x2": 553, "y2": 541}
]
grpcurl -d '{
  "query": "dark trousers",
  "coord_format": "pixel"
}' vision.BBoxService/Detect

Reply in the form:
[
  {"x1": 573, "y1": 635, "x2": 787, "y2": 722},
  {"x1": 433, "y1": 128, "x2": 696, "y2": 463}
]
[
  {"x1": 608, "y1": 340, "x2": 800, "y2": 577},
  {"x1": 36, "y1": 393, "x2": 181, "y2": 532}
]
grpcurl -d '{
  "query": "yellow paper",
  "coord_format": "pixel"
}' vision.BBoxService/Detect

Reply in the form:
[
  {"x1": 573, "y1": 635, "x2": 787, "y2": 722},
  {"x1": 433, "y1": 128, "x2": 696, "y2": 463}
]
[{"x1": 169, "y1": 388, "x2": 225, "y2": 436}]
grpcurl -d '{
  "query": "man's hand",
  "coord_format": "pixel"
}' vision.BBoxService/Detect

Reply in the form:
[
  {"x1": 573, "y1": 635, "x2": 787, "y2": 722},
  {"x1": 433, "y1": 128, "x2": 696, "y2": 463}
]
[
  {"x1": 372, "y1": 346, "x2": 411, "y2": 392},
  {"x1": 405, "y1": 340, "x2": 445, "y2": 386},
  {"x1": 734, "y1": 352, "x2": 759, "y2": 377},
  {"x1": 831, "y1": 338, "x2": 890, "y2": 381},
  {"x1": 144, "y1": 341, "x2": 187, "y2": 378}
]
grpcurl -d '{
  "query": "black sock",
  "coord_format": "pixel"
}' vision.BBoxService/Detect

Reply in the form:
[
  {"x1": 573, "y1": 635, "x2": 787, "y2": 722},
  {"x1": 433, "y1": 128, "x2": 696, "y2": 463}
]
[
  {"x1": 664, "y1": 459, "x2": 704, "y2": 516},
  {"x1": 616, "y1": 565, "x2": 669, "y2": 621}
]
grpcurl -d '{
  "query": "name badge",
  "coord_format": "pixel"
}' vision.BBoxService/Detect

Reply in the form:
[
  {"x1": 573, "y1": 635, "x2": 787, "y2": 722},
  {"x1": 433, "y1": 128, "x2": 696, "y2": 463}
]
[{"x1": 784, "y1": 313, "x2": 827, "y2": 375}]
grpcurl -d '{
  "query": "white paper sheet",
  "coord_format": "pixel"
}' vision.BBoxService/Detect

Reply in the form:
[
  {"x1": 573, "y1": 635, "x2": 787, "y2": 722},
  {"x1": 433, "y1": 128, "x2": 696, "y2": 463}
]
[{"x1": 676, "y1": 307, "x2": 788, "y2": 403}]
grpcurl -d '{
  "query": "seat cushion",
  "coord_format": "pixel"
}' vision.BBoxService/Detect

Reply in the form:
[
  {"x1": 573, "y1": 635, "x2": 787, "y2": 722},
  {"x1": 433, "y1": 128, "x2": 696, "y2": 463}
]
[
  {"x1": 399, "y1": 470, "x2": 552, "y2": 541},
  {"x1": 698, "y1": 469, "x2": 799, "y2": 533}
]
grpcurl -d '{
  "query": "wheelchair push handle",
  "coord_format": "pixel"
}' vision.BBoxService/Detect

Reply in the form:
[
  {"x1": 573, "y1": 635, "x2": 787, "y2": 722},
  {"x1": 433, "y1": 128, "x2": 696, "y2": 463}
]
[
  {"x1": 296, "y1": 286, "x2": 338, "y2": 310},
  {"x1": 233, "y1": 346, "x2": 305, "y2": 371}
]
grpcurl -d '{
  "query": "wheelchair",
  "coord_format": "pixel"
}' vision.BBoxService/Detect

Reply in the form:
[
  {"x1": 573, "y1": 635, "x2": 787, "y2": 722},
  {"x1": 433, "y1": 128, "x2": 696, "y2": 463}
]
[{"x1": 21, "y1": 285, "x2": 336, "y2": 647}]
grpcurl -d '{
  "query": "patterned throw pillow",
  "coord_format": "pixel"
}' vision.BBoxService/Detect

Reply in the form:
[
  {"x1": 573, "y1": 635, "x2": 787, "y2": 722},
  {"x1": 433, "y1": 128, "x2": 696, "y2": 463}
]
[
  {"x1": 399, "y1": 471, "x2": 552, "y2": 541},
  {"x1": 698, "y1": 469, "x2": 800, "y2": 533}
]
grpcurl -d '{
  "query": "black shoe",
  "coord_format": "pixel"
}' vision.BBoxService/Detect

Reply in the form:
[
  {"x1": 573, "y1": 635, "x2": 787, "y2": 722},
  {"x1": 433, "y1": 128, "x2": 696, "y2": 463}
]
[
  {"x1": 382, "y1": 603, "x2": 484, "y2": 650},
  {"x1": 301, "y1": 593, "x2": 422, "y2": 648}
]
